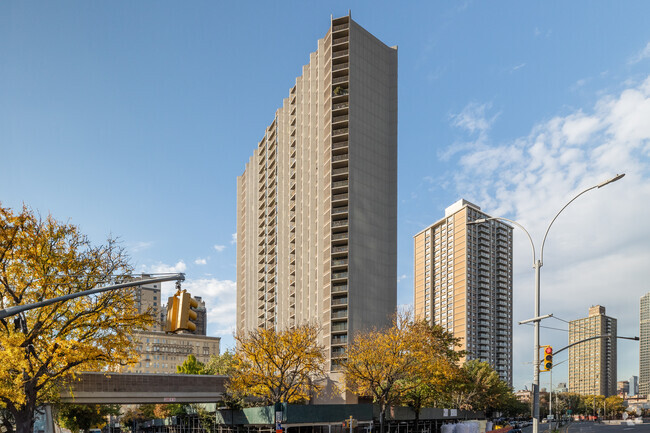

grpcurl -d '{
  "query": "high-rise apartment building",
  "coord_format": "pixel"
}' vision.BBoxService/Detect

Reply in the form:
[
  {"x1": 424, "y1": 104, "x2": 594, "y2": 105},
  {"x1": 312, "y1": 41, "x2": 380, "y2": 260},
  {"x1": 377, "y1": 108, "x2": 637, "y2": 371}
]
[
  {"x1": 630, "y1": 375, "x2": 639, "y2": 396},
  {"x1": 640, "y1": 293, "x2": 650, "y2": 395},
  {"x1": 135, "y1": 275, "x2": 165, "y2": 332},
  {"x1": 568, "y1": 305, "x2": 617, "y2": 396},
  {"x1": 413, "y1": 199, "x2": 513, "y2": 385},
  {"x1": 236, "y1": 15, "x2": 398, "y2": 377}
]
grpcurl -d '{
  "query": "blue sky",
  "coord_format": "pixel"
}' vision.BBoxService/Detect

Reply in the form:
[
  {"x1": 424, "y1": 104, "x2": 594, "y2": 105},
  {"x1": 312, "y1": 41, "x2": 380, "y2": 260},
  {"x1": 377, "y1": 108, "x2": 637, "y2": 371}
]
[{"x1": 2, "y1": 1, "x2": 650, "y2": 392}]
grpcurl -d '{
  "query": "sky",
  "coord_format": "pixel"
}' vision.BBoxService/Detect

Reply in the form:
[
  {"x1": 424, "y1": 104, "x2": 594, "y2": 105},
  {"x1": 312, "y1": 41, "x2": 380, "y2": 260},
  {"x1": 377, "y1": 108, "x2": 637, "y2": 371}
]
[{"x1": 1, "y1": 1, "x2": 650, "y2": 392}]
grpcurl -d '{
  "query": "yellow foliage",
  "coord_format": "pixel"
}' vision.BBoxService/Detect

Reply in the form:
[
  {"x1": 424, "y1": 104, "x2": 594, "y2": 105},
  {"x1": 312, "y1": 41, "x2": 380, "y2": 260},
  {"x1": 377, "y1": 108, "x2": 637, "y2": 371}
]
[
  {"x1": 344, "y1": 311, "x2": 463, "y2": 423},
  {"x1": 229, "y1": 324, "x2": 327, "y2": 404},
  {"x1": 0, "y1": 204, "x2": 155, "y2": 431}
]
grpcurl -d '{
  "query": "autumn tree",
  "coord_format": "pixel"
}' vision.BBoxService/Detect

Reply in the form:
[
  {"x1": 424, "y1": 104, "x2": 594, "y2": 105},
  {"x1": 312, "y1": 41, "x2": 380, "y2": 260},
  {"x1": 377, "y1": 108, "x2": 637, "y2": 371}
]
[
  {"x1": 229, "y1": 324, "x2": 327, "y2": 405},
  {"x1": 344, "y1": 313, "x2": 462, "y2": 433},
  {"x1": 0, "y1": 204, "x2": 155, "y2": 433},
  {"x1": 604, "y1": 395, "x2": 625, "y2": 419}
]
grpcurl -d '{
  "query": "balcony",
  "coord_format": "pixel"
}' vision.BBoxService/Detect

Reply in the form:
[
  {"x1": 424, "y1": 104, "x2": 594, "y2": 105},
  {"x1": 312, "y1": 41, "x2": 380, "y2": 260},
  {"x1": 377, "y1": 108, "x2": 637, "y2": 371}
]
[
  {"x1": 332, "y1": 153, "x2": 348, "y2": 163},
  {"x1": 332, "y1": 309, "x2": 348, "y2": 319},
  {"x1": 332, "y1": 271, "x2": 348, "y2": 281},
  {"x1": 332, "y1": 114, "x2": 349, "y2": 124},
  {"x1": 333, "y1": 62, "x2": 349, "y2": 72},
  {"x1": 331, "y1": 322, "x2": 348, "y2": 333},
  {"x1": 332, "y1": 206, "x2": 348, "y2": 216},
  {"x1": 332, "y1": 180, "x2": 348, "y2": 191},
  {"x1": 332, "y1": 219, "x2": 349, "y2": 231},
  {"x1": 332, "y1": 284, "x2": 348, "y2": 294},
  {"x1": 332, "y1": 127, "x2": 349, "y2": 137},
  {"x1": 331, "y1": 334, "x2": 348, "y2": 345},
  {"x1": 332, "y1": 75, "x2": 349, "y2": 85},
  {"x1": 332, "y1": 49, "x2": 349, "y2": 59},
  {"x1": 332, "y1": 36, "x2": 349, "y2": 46},
  {"x1": 332, "y1": 245, "x2": 348, "y2": 255},
  {"x1": 331, "y1": 258, "x2": 348, "y2": 268}
]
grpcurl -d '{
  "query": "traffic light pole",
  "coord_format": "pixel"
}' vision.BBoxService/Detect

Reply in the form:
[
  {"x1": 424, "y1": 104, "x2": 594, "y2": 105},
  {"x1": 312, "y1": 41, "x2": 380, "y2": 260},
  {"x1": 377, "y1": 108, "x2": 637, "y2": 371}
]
[
  {"x1": 0, "y1": 274, "x2": 185, "y2": 321},
  {"x1": 468, "y1": 173, "x2": 625, "y2": 433}
]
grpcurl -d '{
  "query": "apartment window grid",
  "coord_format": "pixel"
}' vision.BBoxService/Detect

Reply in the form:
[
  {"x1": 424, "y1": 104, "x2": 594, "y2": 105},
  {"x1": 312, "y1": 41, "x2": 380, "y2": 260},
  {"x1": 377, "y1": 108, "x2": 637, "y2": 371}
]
[{"x1": 640, "y1": 293, "x2": 650, "y2": 395}]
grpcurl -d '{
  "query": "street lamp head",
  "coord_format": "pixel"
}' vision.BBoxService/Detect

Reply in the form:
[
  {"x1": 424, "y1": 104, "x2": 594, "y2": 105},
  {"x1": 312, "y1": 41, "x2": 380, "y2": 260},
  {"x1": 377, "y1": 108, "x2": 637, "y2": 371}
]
[
  {"x1": 467, "y1": 218, "x2": 488, "y2": 225},
  {"x1": 597, "y1": 173, "x2": 625, "y2": 188}
]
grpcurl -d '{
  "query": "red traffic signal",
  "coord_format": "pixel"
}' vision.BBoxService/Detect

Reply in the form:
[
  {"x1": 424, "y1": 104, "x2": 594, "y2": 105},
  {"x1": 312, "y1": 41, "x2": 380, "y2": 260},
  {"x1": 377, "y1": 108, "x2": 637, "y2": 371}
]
[{"x1": 541, "y1": 345, "x2": 553, "y2": 371}]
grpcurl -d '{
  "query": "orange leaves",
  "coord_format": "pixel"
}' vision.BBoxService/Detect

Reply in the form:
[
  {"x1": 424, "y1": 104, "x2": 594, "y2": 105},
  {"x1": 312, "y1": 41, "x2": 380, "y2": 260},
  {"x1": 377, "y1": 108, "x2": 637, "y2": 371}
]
[
  {"x1": 0, "y1": 203, "x2": 154, "y2": 419},
  {"x1": 343, "y1": 311, "x2": 463, "y2": 415},
  {"x1": 229, "y1": 324, "x2": 327, "y2": 404}
]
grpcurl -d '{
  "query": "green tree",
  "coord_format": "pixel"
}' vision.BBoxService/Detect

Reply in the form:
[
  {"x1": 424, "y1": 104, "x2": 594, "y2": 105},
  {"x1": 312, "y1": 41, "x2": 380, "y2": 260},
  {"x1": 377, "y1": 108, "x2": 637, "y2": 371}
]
[
  {"x1": 203, "y1": 350, "x2": 237, "y2": 375},
  {"x1": 203, "y1": 350, "x2": 243, "y2": 409},
  {"x1": 397, "y1": 321, "x2": 463, "y2": 427},
  {"x1": 444, "y1": 360, "x2": 514, "y2": 416},
  {"x1": 176, "y1": 354, "x2": 206, "y2": 374},
  {"x1": 0, "y1": 204, "x2": 155, "y2": 433},
  {"x1": 57, "y1": 404, "x2": 119, "y2": 433}
]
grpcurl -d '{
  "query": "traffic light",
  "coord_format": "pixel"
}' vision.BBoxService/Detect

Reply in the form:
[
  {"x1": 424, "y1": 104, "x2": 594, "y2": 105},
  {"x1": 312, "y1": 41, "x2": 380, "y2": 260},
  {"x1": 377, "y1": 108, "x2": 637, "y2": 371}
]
[
  {"x1": 541, "y1": 345, "x2": 553, "y2": 371},
  {"x1": 165, "y1": 293, "x2": 180, "y2": 333},
  {"x1": 177, "y1": 290, "x2": 199, "y2": 332}
]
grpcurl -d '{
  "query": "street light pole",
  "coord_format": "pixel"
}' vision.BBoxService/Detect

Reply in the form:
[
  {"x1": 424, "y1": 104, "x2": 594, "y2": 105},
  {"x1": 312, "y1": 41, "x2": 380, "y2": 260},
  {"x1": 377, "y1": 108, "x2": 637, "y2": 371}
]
[{"x1": 469, "y1": 173, "x2": 624, "y2": 433}]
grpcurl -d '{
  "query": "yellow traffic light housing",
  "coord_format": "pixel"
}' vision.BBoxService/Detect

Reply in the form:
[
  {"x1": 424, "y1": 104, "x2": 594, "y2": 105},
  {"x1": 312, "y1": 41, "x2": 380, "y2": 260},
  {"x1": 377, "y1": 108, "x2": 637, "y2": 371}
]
[
  {"x1": 177, "y1": 290, "x2": 199, "y2": 332},
  {"x1": 541, "y1": 345, "x2": 553, "y2": 371},
  {"x1": 165, "y1": 293, "x2": 180, "y2": 333}
]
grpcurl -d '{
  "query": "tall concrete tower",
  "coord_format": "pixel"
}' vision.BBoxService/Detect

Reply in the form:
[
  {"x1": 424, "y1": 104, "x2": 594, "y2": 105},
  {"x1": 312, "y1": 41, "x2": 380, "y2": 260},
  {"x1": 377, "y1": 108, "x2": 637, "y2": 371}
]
[{"x1": 236, "y1": 15, "x2": 398, "y2": 390}]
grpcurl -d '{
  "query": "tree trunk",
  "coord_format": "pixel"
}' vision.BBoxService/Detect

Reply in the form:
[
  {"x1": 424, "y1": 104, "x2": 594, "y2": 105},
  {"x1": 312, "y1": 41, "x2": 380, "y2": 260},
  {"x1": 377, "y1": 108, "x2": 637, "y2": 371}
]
[{"x1": 13, "y1": 405, "x2": 35, "y2": 433}]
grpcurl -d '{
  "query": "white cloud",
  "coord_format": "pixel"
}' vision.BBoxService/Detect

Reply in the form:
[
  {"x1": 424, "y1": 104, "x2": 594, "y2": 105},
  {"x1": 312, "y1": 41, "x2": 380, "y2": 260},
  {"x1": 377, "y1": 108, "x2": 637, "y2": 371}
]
[
  {"x1": 629, "y1": 41, "x2": 650, "y2": 64},
  {"x1": 180, "y1": 278, "x2": 237, "y2": 337},
  {"x1": 451, "y1": 102, "x2": 498, "y2": 135},
  {"x1": 128, "y1": 241, "x2": 153, "y2": 253},
  {"x1": 231, "y1": 233, "x2": 237, "y2": 244},
  {"x1": 147, "y1": 260, "x2": 187, "y2": 274},
  {"x1": 449, "y1": 75, "x2": 650, "y2": 391},
  {"x1": 512, "y1": 63, "x2": 526, "y2": 72},
  {"x1": 213, "y1": 244, "x2": 226, "y2": 252},
  {"x1": 397, "y1": 274, "x2": 408, "y2": 283},
  {"x1": 194, "y1": 258, "x2": 207, "y2": 265}
]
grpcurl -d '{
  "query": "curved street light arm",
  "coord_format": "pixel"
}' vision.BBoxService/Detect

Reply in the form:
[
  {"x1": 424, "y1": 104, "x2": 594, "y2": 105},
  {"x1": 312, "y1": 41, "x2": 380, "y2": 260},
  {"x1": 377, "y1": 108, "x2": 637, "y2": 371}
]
[{"x1": 540, "y1": 174, "x2": 625, "y2": 265}]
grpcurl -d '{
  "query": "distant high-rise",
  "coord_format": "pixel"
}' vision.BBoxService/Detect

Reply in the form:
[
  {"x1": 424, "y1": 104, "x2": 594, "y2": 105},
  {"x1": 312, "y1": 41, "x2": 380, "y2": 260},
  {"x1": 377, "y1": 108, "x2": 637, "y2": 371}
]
[
  {"x1": 568, "y1": 305, "x2": 617, "y2": 396},
  {"x1": 640, "y1": 293, "x2": 650, "y2": 395},
  {"x1": 236, "y1": 14, "x2": 398, "y2": 379},
  {"x1": 413, "y1": 199, "x2": 513, "y2": 385},
  {"x1": 135, "y1": 275, "x2": 164, "y2": 332},
  {"x1": 630, "y1": 375, "x2": 639, "y2": 396}
]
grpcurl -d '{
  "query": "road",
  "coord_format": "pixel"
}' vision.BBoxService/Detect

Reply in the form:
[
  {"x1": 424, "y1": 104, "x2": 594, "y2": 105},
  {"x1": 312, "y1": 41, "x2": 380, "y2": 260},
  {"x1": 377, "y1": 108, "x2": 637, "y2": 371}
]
[
  {"x1": 564, "y1": 422, "x2": 650, "y2": 433},
  {"x1": 517, "y1": 422, "x2": 650, "y2": 433}
]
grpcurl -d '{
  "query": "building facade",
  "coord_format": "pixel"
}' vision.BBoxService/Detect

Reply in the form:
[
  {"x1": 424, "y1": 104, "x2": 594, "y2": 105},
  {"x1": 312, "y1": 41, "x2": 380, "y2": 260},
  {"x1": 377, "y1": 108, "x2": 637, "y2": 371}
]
[
  {"x1": 129, "y1": 276, "x2": 215, "y2": 373},
  {"x1": 236, "y1": 15, "x2": 398, "y2": 378},
  {"x1": 640, "y1": 293, "x2": 650, "y2": 395},
  {"x1": 413, "y1": 199, "x2": 513, "y2": 385},
  {"x1": 568, "y1": 305, "x2": 617, "y2": 396},
  {"x1": 128, "y1": 331, "x2": 220, "y2": 374}
]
